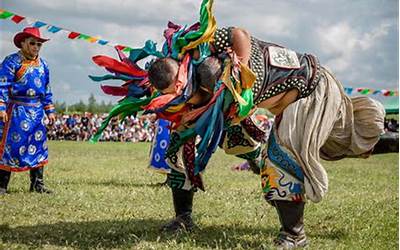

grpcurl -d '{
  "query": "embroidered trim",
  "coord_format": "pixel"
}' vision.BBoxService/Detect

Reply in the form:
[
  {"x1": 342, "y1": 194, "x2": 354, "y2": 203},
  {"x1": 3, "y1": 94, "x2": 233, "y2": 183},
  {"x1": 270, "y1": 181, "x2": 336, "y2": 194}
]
[
  {"x1": 226, "y1": 125, "x2": 253, "y2": 149},
  {"x1": 0, "y1": 160, "x2": 48, "y2": 172},
  {"x1": 240, "y1": 116, "x2": 266, "y2": 142},
  {"x1": 167, "y1": 169, "x2": 186, "y2": 189},
  {"x1": 0, "y1": 104, "x2": 14, "y2": 159},
  {"x1": 267, "y1": 131, "x2": 304, "y2": 182}
]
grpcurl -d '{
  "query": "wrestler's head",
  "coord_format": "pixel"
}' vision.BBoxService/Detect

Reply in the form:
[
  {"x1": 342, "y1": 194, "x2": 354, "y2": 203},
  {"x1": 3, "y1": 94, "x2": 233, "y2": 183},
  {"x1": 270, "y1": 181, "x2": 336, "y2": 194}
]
[
  {"x1": 189, "y1": 57, "x2": 222, "y2": 105},
  {"x1": 148, "y1": 56, "x2": 222, "y2": 106},
  {"x1": 148, "y1": 58, "x2": 179, "y2": 94},
  {"x1": 197, "y1": 56, "x2": 222, "y2": 93}
]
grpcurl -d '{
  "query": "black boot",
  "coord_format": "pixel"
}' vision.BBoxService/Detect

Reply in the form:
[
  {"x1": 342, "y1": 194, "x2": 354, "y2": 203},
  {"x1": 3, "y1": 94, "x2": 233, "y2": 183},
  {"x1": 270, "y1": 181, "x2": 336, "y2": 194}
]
[
  {"x1": 29, "y1": 168, "x2": 52, "y2": 194},
  {"x1": 247, "y1": 159, "x2": 261, "y2": 175},
  {"x1": 0, "y1": 169, "x2": 11, "y2": 195},
  {"x1": 161, "y1": 188, "x2": 195, "y2": 232},
  {"x1": 273, "y1": 200, "x2": 308, "y2": 249}
]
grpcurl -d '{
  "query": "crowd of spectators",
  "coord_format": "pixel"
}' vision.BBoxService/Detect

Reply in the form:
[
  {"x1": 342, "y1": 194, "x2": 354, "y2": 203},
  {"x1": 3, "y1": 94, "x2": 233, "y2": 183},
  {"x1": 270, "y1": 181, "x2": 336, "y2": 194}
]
[
  {"x1": 46, "y1": 113, "x2": 157, "y2": 142},
  {"x1": 46, "y1": 112, "x2": 275, "y2": 143}
]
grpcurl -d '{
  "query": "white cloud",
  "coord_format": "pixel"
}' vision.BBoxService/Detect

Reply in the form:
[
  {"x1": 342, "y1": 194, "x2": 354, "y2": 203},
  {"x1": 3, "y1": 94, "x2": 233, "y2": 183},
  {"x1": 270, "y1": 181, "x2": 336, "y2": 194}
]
[
  {"x1": 358, "y1": 21, "x2": 392, "y2": 50},
  {"x1": 1, "y1": 0, "x2": 398, "y2": 104},
  {"x1": 317, "y1": 22, "x2": 358, "y2": 55},
  {"x1": 316, "y1": 20, "x2": 395, "y2": 77}
]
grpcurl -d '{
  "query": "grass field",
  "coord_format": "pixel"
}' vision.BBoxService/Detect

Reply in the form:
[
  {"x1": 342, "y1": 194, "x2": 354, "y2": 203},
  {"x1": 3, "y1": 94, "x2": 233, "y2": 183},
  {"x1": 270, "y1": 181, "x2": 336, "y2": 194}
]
[{"x1": 0, "y1": 141, "x2": 398, "y2": 250}]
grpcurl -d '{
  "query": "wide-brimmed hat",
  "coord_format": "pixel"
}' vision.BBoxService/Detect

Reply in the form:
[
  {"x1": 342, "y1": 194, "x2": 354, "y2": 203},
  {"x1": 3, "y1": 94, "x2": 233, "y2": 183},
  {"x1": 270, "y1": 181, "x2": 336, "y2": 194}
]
[{"x1": 13, "y1": 27, "x2": 49, "y2": 48}]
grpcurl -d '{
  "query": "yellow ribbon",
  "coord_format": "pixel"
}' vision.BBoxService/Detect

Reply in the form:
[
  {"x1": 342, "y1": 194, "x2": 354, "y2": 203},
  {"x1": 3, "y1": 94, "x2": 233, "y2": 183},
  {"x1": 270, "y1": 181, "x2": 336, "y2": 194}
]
[
  {"x1": 165, "y1": 102, "x2": 186, "y2": 113},
  {"x1": 239, "y1": 62, "x2": 256, "y2": 89},
  {"x1": 179, "y1": 0, "x2": 217, "y2": 56},
  {"x1": 222, "y1": 61, "x2": 247, "y2": 105}
]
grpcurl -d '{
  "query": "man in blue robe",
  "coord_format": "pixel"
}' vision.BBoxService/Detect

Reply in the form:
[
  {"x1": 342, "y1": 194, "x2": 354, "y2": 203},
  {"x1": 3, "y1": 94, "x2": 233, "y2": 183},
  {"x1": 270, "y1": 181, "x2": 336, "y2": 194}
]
[{"x1": 0, "y1": 27, "x2": 56, "y2": 195}]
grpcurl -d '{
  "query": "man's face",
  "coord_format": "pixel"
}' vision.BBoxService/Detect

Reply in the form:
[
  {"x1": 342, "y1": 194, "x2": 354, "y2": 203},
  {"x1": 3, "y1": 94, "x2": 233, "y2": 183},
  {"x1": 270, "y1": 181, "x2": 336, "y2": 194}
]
[{"x1": 20, "y1": 37, "x2": 43, "y2": 59}]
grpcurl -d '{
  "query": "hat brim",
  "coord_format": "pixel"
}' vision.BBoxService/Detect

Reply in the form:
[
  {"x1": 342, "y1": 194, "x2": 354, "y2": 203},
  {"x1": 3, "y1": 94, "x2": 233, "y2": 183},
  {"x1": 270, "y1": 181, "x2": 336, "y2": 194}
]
[{"x1": 13, "y1": 32, "x2": 49, "y2": 48}]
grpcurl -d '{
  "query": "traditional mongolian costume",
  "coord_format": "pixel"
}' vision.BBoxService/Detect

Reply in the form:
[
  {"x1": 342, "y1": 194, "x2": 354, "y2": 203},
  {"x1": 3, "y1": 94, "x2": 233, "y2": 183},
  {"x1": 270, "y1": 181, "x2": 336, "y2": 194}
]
[
  {"x1": 0, "y1": 27, "x2": 55, "y2": 194},
  {"x1": 90, "y1": 0, "x2": 385, "y2": 247}
]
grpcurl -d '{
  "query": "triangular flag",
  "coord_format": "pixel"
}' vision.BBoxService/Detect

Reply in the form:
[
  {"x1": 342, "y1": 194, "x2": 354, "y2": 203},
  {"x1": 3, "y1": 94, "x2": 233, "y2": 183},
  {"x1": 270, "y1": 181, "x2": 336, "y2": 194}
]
[
  {"x1": 97, "y1": 40, "x2": 109, "y2": 45},
  {"x1": 78, "y1": 34, "x2": 91, "y2": 40},
  {"x1": 11, "y1": 15, "x2": 25, "y2": 23},
  {"x1": 33, "y1": 21, "x2": 46, "y2": 28},
  {"x1": 68, "y1": 32, "x2": 80, "y2": 39},
  {"x1": 0, "y1": 11, "x2": 13, "y2": 19},
  {"x1": 25, "y1": 17, "x2": 35, "y2": 25},
  {"x1": 88, "y1": 37, "x2": 98, "y2": 43},
  {"x1": 48, "y1": 26, "x2": 62, "y2": 33}
]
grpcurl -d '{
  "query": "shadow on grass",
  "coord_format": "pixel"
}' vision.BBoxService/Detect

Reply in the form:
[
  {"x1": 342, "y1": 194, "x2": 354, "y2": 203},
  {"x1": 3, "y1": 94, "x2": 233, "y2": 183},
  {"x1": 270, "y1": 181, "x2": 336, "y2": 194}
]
[
  {"x1": 0, "y1": 218, "x2": 346, "y2": 249},
  {"x1": 4, "y1": 181, "x2": 168, "y2": 194},
  {"x1": 0, "y1": 218, "x2": 273, "y2": 249}
]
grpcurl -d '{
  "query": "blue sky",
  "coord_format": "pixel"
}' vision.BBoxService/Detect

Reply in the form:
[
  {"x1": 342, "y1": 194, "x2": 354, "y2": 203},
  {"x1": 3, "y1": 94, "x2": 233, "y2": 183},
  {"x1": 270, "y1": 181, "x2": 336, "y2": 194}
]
[{"x1": 0, "y1": 0, "x2": 399, "y2": 104}]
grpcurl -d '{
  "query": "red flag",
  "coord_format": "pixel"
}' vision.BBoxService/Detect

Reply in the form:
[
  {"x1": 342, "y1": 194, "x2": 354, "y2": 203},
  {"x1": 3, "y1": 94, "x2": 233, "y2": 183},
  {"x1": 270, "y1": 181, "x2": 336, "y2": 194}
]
[
  {"x1": 68, "y1": 32, "x2": 80, "y2": 39},
  {"x1": 11, "y1": 15, "x2": 24, "y2": 23}
]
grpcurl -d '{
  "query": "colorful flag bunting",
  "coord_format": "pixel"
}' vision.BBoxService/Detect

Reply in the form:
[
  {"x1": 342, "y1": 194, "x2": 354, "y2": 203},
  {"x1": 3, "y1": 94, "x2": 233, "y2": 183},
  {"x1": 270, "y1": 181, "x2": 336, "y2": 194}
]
[
  {"x1": 0, "y1": 7, "x2": 398, "y2": 98},
  {"x1": 0, "y1": 8, "x2": 123, "y2": 51}
]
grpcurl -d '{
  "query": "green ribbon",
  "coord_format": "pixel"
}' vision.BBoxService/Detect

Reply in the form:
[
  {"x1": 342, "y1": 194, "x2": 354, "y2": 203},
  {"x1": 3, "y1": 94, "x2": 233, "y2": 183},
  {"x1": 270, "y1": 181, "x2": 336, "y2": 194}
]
[
  {"x1": 238, "y1": 88, "x2": 254, "y2": 118},
  {"x1": 173, "y1": 0, "x2": 211, "y2": 52}
]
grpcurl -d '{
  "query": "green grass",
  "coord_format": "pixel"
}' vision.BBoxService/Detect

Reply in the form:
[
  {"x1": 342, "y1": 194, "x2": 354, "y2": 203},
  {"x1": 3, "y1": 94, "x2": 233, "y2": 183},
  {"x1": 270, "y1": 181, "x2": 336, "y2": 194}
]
[{"x1": 0, "y1": 141, "x2": 398, "y2": 250}]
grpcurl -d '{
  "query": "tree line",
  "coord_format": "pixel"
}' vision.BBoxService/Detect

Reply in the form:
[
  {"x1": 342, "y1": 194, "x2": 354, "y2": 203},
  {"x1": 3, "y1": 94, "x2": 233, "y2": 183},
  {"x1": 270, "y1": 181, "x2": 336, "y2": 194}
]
[{"x1": 54, "y1": 93, "x2": 115, "y2": 114}]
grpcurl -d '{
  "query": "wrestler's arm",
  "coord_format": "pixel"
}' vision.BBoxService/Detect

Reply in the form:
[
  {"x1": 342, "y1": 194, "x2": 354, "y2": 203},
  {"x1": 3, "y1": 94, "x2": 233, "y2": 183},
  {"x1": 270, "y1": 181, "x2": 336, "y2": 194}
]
[
  {"x1": 208, "y1": 27, "x2": 251, "y2": 66},
  {"x1": 231, "y1": 28, "x2": 251, "y2": 66},
  {"x1": 257, "y1": 89, "x2": 299, "y2": 115}
]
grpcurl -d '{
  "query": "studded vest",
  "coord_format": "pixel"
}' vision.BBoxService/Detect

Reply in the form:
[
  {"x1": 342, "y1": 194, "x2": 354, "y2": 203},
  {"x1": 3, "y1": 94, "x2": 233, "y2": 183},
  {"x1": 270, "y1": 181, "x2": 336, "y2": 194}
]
[{"x1": 213, "y1": 27, "x2": 321, "y2": 105}]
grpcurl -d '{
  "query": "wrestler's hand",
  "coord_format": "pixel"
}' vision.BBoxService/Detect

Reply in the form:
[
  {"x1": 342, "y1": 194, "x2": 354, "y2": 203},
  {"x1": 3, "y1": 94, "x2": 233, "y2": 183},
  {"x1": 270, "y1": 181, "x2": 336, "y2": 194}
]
[
  {"x1": 0, "y1": 111, "x2": 8, "y2": 122},
  {"x1": 47, "y1": 113, "x2": 56, "y2": 124}
]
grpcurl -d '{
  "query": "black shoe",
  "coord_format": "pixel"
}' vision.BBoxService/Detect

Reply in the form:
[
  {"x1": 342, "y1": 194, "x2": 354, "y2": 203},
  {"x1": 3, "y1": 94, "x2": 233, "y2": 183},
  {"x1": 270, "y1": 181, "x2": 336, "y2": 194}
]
[
  {"x1": 161, "y1": 188, "x2": 196, "y2": 233},
  {"x1": 29, "y1": 184, "x2": 53, "y2": 194},
  {"x1": 0, "y1": 169, "x2": 11, "y2": 195},
  {"x1": 29, "y1": 168, "x2": 53, "y2": 194},
  {"x1": 273, "y1": 201, "x2": 307, "y2": 249},
  {"x1": 0, "y1": 187, "x2": 7, "y2": 195},
  {"x1": 274, "y1": 231, "x2": 308, "y2": 249},
  {"x1": 161, "y1": 213, "x2": 195, "y2": 232}
]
